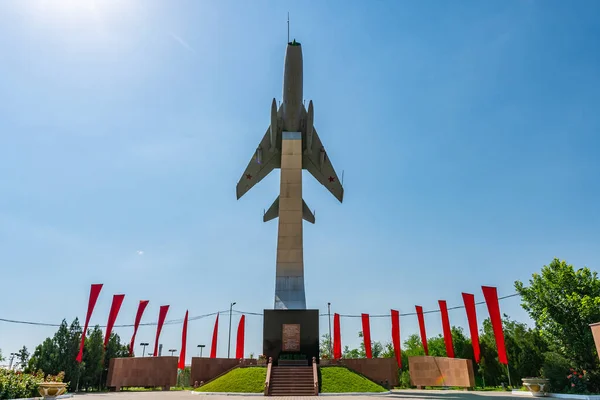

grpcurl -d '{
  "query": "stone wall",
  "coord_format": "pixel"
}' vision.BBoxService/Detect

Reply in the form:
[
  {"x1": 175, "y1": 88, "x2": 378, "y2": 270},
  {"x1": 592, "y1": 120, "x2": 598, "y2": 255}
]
[
  {"x1": 106, "y1": 357, "x2": 178, "y2": 390},
  {"x1": 590, "y1": 322, "x2": 600, "y2": 360},
  {"x1": 321, "y1": 358, "x2": 399, "y2": 388},
  {"x1": 408, "y1": 356, "x2": 475, "y2": 388},
  {"x1": 190, "y1": 358, "x2": 258, "y2": 386}
]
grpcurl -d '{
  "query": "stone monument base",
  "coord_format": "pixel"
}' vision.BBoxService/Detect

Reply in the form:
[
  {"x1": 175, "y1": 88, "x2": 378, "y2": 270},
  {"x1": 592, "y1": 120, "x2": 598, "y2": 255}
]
[
  {"x1": 263, "y1": 309, "x2": 319, "y2": 365},
  {"x1": 408, "y1": 356, "x2": 475, "y2": 388}
]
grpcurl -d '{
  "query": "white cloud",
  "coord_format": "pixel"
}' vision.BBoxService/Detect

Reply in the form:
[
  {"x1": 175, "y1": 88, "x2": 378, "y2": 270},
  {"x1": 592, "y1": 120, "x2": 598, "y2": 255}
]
[{"x1": 137, "y1": 250, "x2": 144, "y2": 256}]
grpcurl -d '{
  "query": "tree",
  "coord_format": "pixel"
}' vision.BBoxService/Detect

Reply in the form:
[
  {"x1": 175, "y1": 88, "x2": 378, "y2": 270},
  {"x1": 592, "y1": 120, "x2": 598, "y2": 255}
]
[
  {"x1": 0, "y1": 349, "x2": 4, "y2": 362},
  {"x1": 16, "y1": 346, "x2": 29, "y2": 370},
  {"x1": 451, "y1": 327, "x2": 474, "y2": 360},
  {"x1": 81, "y1": 325, "x2": 103, "y2": 391},
  {"x1": 477, "y1": 315, "x2": 547, "y2": 387},
  {"x1": 341, "y1": 331, "x2": 384, "y2": 358},
  {"x1": 342, "y1": 345, "x2": 361, "y2": 359},
  {"x1": 25, "y1": 318, "x2": 129, "y2": 392},
  {"x1": 102, "y1": 333, "x2": 130, "y2": 386},
  {"x1": 65, "y1": 318, "x2": 83, "y2": 390},
  {"x1": 28, "y1": 337, "x2": 59, "y2": 376},
  {"x1": 403, "y1": 333, "x2": 425, "y2": 357},
  {"x1": 26, "y1": 318, "x2": 83, "y2": 390},
  {"x1": 515, "y1": 258, "x2": 600, "y2": 371},
  {"x1": 319, "y1": 334, "x2": 332, "y2": 359}
]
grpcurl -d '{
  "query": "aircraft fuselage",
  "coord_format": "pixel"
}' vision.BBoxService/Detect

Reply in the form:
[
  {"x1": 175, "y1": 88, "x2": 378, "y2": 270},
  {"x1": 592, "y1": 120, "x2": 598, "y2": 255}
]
[{"x1": 282, "y1": 41, "x2": 303, "y2": 132}]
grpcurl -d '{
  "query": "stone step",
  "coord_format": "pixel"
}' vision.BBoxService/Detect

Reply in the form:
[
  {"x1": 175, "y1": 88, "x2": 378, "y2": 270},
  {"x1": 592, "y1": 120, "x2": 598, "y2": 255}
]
[
  {"x1": 271, "y1": 377, "x2": 313, "y2": 380},
  {"x1": 271, "y1": 382, "x2": 313, "y2": 386},
  {"x1": 272, "y1": 369, "x2": 313, "y2": 372},
  {"x1": 270, "y1": 391, "x2": 316, "y2": 396},
  {"x1": 269, "y1": 364, "x2": 316, "y2": 397},
  {"x1": 271, "y1": 378, "x2": 312, "y2": 381},
  {"x1": 270, "y1": 393, "x2": 316, "y2": 396}
]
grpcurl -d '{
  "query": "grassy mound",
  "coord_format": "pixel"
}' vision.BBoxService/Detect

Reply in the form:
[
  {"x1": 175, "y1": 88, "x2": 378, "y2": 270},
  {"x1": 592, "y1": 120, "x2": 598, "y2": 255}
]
[
  {"x1": 320, "y1": 366, "x2": 387, "y2": 393},
  {"x1": 194, "y1": 365, "x2": 386, "y2": 394},
  {"x1": 195, "y1": 367, "x2": 266, "y2": 393}
]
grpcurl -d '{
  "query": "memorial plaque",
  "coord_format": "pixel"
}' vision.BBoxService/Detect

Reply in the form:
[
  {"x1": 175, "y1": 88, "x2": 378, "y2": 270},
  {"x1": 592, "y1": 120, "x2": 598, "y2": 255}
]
[
  {"x1": 263, "y1": 309, "x2": 319, "y2": 364},
  {"x1": 282, "y1": 324, "x2": 301, "y2": 351}
]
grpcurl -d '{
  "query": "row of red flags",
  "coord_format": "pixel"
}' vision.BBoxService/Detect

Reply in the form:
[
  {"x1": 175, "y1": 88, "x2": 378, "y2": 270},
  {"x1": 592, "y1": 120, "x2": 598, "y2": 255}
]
[
  {"x1": 331, "y1": 286, "x2": 508, "y2": 367},
  {"x1": 74, "y1": 284, "x2": 246, "y2": 369},
  {"x1": 75, "y1": 284, "x2": 508, "y2": 368}
]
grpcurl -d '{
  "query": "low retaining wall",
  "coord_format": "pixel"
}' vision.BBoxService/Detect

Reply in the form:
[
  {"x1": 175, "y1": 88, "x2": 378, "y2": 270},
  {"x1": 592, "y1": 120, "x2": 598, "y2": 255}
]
[
  {"x1": 190, "y1": 358, "x2": 258, "y2": 386},
  {"x1": 321, "y1": 358, "x2": 399, "y2": 388},
  {"x1": 106, "y1": 356, "x2": 178, "y2": 391},
  {"x1": 590, "y1": 322, "x2": 600, "y2": 360},
  {"x1": 408, "y1": 356, "x2": 475, "y2": 388}
]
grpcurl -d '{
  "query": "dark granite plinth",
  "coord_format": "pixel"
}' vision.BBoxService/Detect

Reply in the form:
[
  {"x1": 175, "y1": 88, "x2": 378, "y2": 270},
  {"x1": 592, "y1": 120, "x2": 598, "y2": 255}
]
[{"x1": 263, "y1": 309, "x2": 319, "y2": 365}]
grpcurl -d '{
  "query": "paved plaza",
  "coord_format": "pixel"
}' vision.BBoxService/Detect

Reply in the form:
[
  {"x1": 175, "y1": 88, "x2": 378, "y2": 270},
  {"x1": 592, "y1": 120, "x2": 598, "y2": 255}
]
[{"x1": 74, "y1": 390, "x2": 525, "y2": 400}]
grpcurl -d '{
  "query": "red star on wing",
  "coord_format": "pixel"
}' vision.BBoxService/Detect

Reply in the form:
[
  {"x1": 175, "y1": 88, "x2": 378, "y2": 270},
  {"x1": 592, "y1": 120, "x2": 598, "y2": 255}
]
[
  {"x1": 328, "y1": 176, "x2": 335, "y2": 183},
  {"x1": 246, "y1": 174, "x2": 252, "y2": 180}
]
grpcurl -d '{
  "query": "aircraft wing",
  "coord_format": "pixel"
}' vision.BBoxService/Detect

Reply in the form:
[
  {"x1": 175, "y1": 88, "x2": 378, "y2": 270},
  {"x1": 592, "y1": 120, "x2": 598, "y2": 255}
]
[
  {"x1": 236, "y1": 126, "x2": 280, "y2": 200},
  {"x1": 303, "y1": 127, "x2": 344, "y2": 203}
]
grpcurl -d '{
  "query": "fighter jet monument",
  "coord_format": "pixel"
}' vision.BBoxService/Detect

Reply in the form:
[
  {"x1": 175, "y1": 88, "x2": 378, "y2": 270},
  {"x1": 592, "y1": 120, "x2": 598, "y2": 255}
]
[{"x1": 236, "y1": 38, "x2": 344, "y2": 310}]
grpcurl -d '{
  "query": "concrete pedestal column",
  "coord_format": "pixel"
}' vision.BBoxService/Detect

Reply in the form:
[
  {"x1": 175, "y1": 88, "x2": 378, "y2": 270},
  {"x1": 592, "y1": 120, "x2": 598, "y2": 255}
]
[{"x1": 274, "y1": 131, "x2": 306, "y2": 309}]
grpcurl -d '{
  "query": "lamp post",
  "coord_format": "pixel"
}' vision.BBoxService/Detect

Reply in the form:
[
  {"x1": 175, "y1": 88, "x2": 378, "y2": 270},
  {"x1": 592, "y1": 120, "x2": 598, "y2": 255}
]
[
  {"x1": 328, "y1": 302, "x2": 333, "y2": 358},
  {"x1": 169, "y1": 349, "x2": 177, "y2": 356},
  {"x1": 140, "y1": 342, "x2": 149, "y2": 357},
  {"x1": 9, "y1": 353, "x2": 18, "y2": 370},
  {"x1": 197, "y1": 344, "x2": 205, "y2": 357},
  {"x1": 227, "y1": 301, "x2": 237, "y2": 358}
]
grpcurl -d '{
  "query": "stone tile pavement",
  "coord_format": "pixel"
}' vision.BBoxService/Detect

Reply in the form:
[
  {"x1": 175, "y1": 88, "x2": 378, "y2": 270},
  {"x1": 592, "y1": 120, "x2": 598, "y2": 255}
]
[{"x1": 72, "y1": 389, "x2": 524, "y2": 400}]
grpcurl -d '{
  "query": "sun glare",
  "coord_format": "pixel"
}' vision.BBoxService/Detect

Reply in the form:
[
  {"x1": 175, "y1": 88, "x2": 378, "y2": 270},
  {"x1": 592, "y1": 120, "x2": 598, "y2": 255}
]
[
  {"x1": 36, "y1": 0, "x2": 103, "y2": 17},
  {"x1": 22, "y1": 0, "x2": 141, "y2": 44},
  {"x1": 28, "y1": 0, "x2": 138, "y2": 23}
]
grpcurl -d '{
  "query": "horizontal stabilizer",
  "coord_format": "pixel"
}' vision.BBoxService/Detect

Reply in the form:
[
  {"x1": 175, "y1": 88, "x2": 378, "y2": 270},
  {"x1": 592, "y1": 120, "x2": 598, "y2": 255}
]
[
  {"x1": 263, "y1": 196, "x2": 280, "y2": 223},
  {"x1": 263, "y1": 196, "x2": 316, "y2": 224},
  {"x1": 302, "y1": 200, "x2": 315, "y2": 224}
]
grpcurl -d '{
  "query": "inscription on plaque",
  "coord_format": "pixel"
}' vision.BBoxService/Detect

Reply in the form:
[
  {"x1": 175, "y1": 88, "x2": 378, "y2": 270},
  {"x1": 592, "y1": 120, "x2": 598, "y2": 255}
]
[{"x1": 282, "y1": 324, "x2": 301, "y2": 352}]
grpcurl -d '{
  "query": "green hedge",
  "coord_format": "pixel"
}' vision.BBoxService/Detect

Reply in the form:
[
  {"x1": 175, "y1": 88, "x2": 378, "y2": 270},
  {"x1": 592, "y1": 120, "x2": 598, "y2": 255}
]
[{"x1": 0, "y1": 370, "x2": 43, "y2": 400}]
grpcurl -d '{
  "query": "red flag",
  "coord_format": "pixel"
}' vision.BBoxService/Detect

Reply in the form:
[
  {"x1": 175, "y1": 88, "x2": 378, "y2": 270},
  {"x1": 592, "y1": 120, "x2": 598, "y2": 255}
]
[
  {"x1": 438, "y1": 300, "x2": 454, "y2": 358},
  {"x1": 462, "y1": 293, "x2": 481, "y2": 363},
  {"x1": 416, "y1": 305, "x2": 429, "y2": 356},
  {"x1": 76, "y1": 283, "x2": 103, "y2": 363},
  {"x1": 153, "y1": 305, "x2": 170, "y2": 357},
  {"x1": 333, "y1": 313, "x2": 342, "y2": 360},
  {"x1": 210, "y1": 313, "x2": 219, "y2": 358},
  {"x1": 179, "y1": 310, "x2": 189, "y2": 369},
  {"x1": 104, "y1": 294, "x2": 125, "y2": 349},
  {"x1": 391, "y1": 309, "x2": 401, "y2": 368},
  {"x1": 482, "y1": 286, "x2": 508, "y2": 365},
  {"x1": 361, "y1": 313, "x2": 373, "y2": 359},
  {"x1": 235, "y1": 315, "x2": 245, "y2": 359},
  {"x1": 129, "y1": 300, "x2": 149, "y2": 356}
]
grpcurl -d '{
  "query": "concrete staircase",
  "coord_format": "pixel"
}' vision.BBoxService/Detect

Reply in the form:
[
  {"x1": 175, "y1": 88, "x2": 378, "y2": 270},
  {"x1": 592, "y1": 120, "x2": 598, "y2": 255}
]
[{"x1": 268, "y1": 366, "x2": 316, "y2": 396}]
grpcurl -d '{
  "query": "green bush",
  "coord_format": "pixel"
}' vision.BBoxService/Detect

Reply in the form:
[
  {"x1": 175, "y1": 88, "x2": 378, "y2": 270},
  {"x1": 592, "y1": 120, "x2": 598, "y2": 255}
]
[
  {"x1": 399, "y1": 370, "x2": 412, "y2": 388},
  {"x1": 567, "y1": 368, "x2": 590, "y2": 394},
  {"x1": 0, "y1": 369, "x2": 43, "y2": 400},
  {"x1": 541, "y1": 352, "x2": 570, "y2": 393},
  {"x1": 177, "y1": 367, "x2": 191, "y2": 387}
]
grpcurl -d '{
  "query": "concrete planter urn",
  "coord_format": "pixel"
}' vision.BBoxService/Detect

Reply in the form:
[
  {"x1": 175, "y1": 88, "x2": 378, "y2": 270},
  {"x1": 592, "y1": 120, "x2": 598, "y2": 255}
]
[
  {"x1": 37, "y1": 382, "x2": 67, "y2": 398},
  {"x1": 522, "y1": 378, "x2": 550, "y2": 397}
]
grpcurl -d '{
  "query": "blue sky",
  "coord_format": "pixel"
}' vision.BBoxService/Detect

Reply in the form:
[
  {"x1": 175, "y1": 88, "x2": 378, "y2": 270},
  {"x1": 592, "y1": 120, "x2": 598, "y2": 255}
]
[{"x1": 1, "y1": 0, "x2": 599, "y2": 363}]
